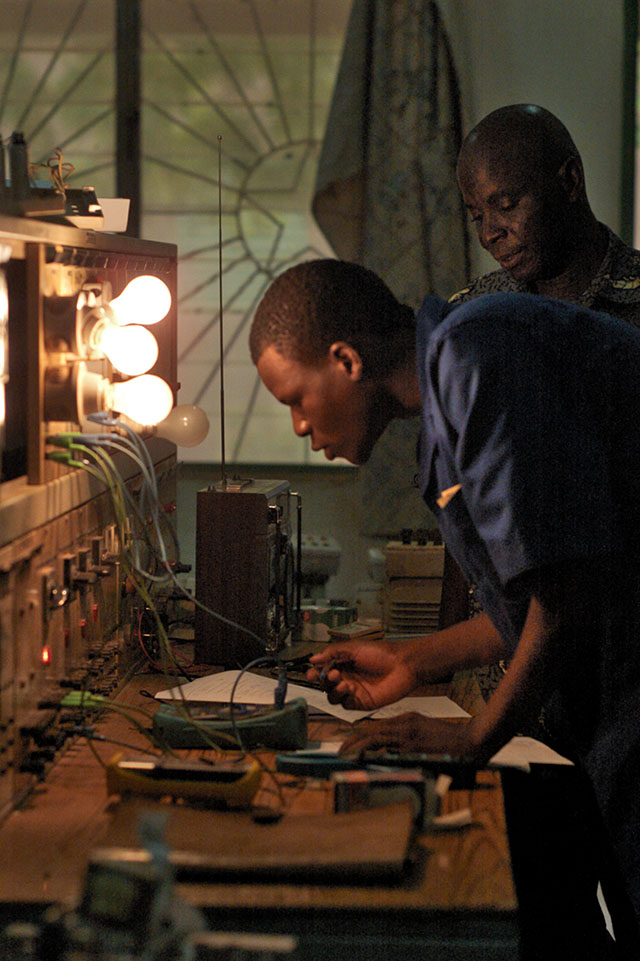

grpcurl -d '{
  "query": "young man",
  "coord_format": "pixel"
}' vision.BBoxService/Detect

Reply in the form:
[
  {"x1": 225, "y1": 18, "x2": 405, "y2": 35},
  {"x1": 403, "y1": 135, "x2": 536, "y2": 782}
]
[
  {"x1": 250, "y1": 257, "x2": 640, "y2": 950},
  {"x1": 452, "y1": 103, "x2": 640, "y2": 325}
]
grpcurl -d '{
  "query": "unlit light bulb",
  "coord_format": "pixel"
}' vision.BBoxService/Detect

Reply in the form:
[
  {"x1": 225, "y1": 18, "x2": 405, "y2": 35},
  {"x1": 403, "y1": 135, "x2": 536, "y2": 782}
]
[
  {"x1": 97, "y1": 324, "x2": 159, "y2": 375},
  {"x1": 109, "y1": 275, "x2": 171, "y2": 327},
  {"x1": 106, "y1": 374, "x2": 173, "y2": 425},
  {"x1": 155, "y1": 405, "x2": 209, "y2": 447}
]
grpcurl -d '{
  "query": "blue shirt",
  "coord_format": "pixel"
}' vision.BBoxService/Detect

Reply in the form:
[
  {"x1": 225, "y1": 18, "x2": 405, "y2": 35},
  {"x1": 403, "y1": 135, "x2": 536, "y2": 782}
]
[
  {"x1": 417, "y1": 292, "x2": 640, "y2": 652},
  {"x1": 416, "y1": 291, "x2": 640, "y2": 916}
]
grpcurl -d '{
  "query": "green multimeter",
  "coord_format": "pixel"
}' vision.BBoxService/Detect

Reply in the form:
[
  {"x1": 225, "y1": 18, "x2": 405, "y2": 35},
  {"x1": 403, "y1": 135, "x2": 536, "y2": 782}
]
[{"x1": 152, "y1": 697, "x2": 308, "y2": 751}]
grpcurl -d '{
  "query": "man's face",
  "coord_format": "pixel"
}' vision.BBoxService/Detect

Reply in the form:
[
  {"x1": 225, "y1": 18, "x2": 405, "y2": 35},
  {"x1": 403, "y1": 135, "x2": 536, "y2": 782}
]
[
  {"x1": 257, "y1": 344, "x2": 380, "y2": 465},
  {"x1": 458, "y1": 153, "x2": 569, "y2": 285}
]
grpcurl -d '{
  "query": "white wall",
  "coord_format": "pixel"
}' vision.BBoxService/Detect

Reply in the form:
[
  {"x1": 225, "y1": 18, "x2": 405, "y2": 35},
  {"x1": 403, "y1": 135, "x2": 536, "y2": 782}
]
[{"x1": 439, "y1": 0, "x2": 627, "y2": 274}]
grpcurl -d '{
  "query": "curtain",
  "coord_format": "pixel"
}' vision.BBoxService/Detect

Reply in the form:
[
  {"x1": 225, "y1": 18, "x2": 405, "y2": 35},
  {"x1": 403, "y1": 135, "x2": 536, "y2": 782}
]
[{"x1": 313, "y1": 0, "x2": 469, "y2": 536}]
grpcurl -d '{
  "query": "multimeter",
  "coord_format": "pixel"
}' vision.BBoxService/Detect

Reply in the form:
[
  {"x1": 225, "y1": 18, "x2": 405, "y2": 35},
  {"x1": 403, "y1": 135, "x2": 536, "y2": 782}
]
[
  {"x1": 275, "y1": 750, "x2": 478, "y2": 788},
  {"x1": 105, "y1": 753, "x2": 262, "y2": 807},
  {"x1": 360, "y1": 751, "x2": 478, "y2": 789},
  {"x1": 152, "y1": 697, "x2": 308, "y2": 751},
  {"x1": 275, "y1": 751, "x2": 363, "y2": 778}
]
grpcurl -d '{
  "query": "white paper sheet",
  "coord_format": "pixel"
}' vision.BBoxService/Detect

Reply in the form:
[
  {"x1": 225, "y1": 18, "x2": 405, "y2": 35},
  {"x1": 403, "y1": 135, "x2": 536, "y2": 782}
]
[
  {"x1": 488, "y1": 736, "x2": 573, "y2": 772},
  {"x1": 154, "y1": 671, "x2": 574, "y2": 770},
  {"x1": 154, "y1": 670, "x2": 469, "y2": 724}
]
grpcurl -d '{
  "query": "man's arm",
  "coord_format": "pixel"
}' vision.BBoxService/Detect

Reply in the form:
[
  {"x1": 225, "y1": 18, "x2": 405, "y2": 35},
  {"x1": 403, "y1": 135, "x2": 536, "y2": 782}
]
[
  {"x1": 409, "y1": 612, "x2": 507, "y2": 684},
  {"x1": 308, "y1": 612, "x2": 507, "y2": 710},
  {"x1": 467, "y1": 564, "x2": 585, "y2": 761},
  {"x1": 466, "y1": 592, "x2": 560, "y2": 762},
  {"x1": 342, "y1": 564, "x2": 584, "y2": 758}
]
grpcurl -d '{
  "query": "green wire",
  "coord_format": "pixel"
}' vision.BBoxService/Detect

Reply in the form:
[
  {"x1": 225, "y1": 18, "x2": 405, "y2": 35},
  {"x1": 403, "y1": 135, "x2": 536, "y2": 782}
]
[{"x1": 47, "y1": 442, "x2": 252, "y2": 754}]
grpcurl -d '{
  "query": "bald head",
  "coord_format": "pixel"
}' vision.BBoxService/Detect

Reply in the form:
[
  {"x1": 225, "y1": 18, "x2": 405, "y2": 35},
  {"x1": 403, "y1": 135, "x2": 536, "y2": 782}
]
[
  {"x1": 457, "y1": 104, "x2": 583, "y2": 190},
  {"x1": 456, "y1": 104, "x2": 602, "y2": 293}
]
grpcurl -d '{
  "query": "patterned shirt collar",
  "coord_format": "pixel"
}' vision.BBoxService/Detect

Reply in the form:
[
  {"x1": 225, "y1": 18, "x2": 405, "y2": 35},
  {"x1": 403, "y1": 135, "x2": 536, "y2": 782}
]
[{"x1": 577, "y1": 224, "x2": 640, "y2": 307}]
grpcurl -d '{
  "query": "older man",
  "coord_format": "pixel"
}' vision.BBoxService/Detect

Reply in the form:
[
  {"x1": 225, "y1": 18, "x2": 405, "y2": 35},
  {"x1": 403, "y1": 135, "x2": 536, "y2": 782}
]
[{"x1": 452, "y1": 103, "x2": 640, "y2": 325}]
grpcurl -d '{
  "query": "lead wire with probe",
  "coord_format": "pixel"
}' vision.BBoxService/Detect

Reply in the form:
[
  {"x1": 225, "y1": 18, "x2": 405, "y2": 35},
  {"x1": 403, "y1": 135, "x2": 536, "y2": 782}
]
[{"x1": 47, "y1": 428, "x2": 290, "y2": 757}]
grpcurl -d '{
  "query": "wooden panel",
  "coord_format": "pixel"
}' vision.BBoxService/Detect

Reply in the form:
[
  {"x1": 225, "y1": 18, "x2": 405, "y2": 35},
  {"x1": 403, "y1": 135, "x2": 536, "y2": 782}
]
[{"x1": 98, "y1": 799, "x2": 415, "y2": 882}]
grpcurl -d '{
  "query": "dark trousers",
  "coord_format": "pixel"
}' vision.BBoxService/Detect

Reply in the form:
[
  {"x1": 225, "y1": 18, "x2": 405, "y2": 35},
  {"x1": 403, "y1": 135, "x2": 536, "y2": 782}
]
[{"x1": 501, "y1": 765, "x2": 640, "y2": 961}]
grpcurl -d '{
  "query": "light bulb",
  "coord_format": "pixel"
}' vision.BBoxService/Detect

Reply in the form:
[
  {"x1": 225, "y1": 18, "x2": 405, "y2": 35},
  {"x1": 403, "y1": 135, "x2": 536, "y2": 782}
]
[
  {"x1": 97, "y1": 324, "x2": 159, "y2": 375},
  {"x1": 108, "y1": 275, "x2": 172, "y2": 327},
  {"x1": 106, "y1": 375, "x2": 173, "y2": 425},
  {"x1": 154, "y1": 405, "x2": 209, "y2": 447}
]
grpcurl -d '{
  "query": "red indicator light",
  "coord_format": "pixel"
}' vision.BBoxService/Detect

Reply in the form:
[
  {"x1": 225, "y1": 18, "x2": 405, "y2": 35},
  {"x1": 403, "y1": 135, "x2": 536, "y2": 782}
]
[{"x1": 41, "y1": 646, "x2": 51, "y2": 665}]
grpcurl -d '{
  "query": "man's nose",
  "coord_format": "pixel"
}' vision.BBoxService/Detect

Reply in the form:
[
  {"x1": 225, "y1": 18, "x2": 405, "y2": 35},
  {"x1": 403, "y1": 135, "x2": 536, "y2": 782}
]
[
  {"x1": 479, "y1": 210, "x2": 506, "y2": 249},
  {"x1": 291, "y1": 410, "x2": 310, "y2": 436}
]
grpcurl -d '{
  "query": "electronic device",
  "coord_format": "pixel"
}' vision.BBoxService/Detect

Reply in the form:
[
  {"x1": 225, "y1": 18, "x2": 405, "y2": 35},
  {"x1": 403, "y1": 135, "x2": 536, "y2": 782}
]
[
  {"x1": 360, "y1": 750, "x2": 478, "y2": 789},
  {"x1": 383, "y1": 533, "x2": 445, "y2": 634},
  {"x1": 152, "y1": 697, "x2": 308, "y2": 750},
  {"x1": 275, "y1": 751, "x2": 363, "y2": 778},
  {"x1": 0, "y1": 215, "x2": 178, "y2": 822},
  {"x1": 105, "y1": 753, "x2": 262, "y2": 807},
  {"x1": 333, "y1": 768, "x2": 431, "y2": 827},
  {"x1": 193, "y1": 143, "x2": 301, "y2": 668},
  {"x1": 194, "y1": 477, "x2": 300, "y2": 666},
  {"x1": 276, "y1": 749, "x2": 477, "y2": 789}
]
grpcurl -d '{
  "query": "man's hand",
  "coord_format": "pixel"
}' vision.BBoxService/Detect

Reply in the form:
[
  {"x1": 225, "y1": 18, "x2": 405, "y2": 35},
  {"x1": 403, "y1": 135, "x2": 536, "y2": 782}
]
[
  {"x1": 307, "y1": 640, "x2": 418, "y2": 710},
  {"x1": 340, "y1": 713, "x2": 480, "y2": 758},
  {"x1": 306, "y1": 615, "x2": 508, "y2": 712}
]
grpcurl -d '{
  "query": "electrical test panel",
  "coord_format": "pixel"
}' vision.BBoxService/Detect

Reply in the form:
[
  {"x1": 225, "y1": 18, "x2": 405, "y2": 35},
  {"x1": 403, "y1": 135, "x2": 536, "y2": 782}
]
[{"x1": 0, "y1": 214, "x2": 177, "y2": 821}]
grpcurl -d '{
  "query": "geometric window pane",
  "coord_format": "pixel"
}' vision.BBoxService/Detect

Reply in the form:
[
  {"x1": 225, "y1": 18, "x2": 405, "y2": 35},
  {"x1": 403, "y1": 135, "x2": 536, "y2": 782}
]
[
  {"x1": 0, "y1": 0, "x2": 115, "y2": 197},
  {"x1": 141, "y1": 0, "x2": 351, "y2": 464}
]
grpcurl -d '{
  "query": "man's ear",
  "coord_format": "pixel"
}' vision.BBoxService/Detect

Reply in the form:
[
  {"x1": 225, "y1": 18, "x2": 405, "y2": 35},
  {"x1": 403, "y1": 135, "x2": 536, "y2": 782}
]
[
  {"x1": 328, "y1": 341, "x2": 364, "y2": 381},
  {"x1": 557, "y1": 156, "x2": 585, "y2": 202}
]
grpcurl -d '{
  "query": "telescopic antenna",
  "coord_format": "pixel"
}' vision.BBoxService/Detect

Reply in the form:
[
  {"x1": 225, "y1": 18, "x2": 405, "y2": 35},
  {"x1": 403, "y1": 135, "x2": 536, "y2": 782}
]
[{"x1": 218, "y1": 135, "x2": 227, "y2": 487}]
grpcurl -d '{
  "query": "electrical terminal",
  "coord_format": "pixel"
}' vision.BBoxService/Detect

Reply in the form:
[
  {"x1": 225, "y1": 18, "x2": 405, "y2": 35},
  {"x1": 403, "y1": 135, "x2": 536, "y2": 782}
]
[
  {"x1": 74, "y1": 548, "x2": 98, "y2": 586},
  {"x1": 19, "y1": 709, "x2": 58, "y2": 739},
  {"x1": 19, "y1": 756, "x2": 47, "y2": 776},
  {"x1": 90, "y1": 536, "x2": 111, "y2": 576}
]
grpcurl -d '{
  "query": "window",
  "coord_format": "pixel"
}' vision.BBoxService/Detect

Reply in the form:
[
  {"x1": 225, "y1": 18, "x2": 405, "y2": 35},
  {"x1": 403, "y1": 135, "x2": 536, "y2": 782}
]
[{"x1": 0, "y1": 0, "x2": 351, "y2": 465}]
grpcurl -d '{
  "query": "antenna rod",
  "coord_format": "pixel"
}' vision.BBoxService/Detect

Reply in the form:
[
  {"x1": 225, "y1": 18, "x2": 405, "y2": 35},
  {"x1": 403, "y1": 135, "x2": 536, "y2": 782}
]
[{"x1": 218, "y1": 134, "x2": 227, "y2": 486}]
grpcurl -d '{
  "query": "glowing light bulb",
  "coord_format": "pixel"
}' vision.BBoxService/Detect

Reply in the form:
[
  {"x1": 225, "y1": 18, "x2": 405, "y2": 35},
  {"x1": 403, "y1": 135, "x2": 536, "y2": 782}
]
[
  {"x1": 154, "y1": 405, "x2": 209, "y2": 447},
  {"x1": 109, "y1": 275, "x2": 172, "y2": 327},
  {"x1": 106, "y1": 374, "x2": 173, "y2": 425},
  {"x1": 97, "y1": 324, "x2": 159, "y2": 375}
]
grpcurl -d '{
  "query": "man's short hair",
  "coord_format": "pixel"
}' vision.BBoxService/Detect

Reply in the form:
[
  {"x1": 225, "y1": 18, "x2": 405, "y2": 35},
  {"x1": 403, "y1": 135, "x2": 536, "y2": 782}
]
[{"x1": 249, "y1": 259, "x2": 415, "y2": 376}]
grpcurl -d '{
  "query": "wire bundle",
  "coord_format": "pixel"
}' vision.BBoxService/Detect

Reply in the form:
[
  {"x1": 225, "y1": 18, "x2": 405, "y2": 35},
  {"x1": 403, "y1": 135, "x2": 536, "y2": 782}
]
[{"x1": 46, "y1": 414, "x2": 287, "y2": 755}]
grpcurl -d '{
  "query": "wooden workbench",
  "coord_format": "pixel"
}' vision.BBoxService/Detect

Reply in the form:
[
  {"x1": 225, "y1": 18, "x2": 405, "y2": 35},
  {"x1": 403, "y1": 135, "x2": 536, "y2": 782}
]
[{"x1": 0, "y1": 673, "x2": 518, "y2": 959}]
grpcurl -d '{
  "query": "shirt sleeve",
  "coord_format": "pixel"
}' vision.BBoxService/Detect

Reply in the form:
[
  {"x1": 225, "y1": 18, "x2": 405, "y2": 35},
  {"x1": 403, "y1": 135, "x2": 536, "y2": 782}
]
[{"x1": 429, "y1": 317, "x2": 615, "y2": 589}]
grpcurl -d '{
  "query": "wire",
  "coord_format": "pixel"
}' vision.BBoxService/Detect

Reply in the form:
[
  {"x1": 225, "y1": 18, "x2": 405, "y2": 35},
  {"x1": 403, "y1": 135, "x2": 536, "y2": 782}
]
[
  {"x1": 47, "y1": 443, "x2": 183, "y2": 679},
  {"x1": 71, "y1": 727, "x2": 160, "y2": 757},
  {"x1": 227, "y1": 655, "x2": 280, "y2": 755},
  {"x1": 46, "y1": 422, "x2": 296, "y2": 760},
  {"x1": 28, "y1": 146, "x2": 74, "y2": 198},
  {"x1": 49, "y1": 429, "x2": 276, "y2": 650},
  {"x1": 136, "y1": 607, "x2": 193, "y2": 672}
]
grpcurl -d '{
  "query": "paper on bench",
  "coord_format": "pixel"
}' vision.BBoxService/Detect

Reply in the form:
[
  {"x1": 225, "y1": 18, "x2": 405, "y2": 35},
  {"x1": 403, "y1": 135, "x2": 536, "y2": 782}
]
[{"x1": 154, "y1": 670, "x2": 469, "y2": 723}]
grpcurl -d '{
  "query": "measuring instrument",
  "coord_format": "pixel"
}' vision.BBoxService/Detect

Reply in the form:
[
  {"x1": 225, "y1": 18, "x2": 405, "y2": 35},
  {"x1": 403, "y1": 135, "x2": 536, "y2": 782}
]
[
  {"x1": 152, "y1": 697, "x2": 308, "y2": 750},
  {"x1": 105, "y1": 753, "x2": 262, "y2": 807}
]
